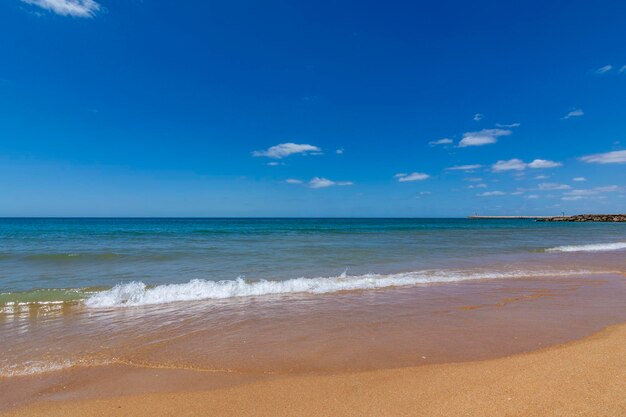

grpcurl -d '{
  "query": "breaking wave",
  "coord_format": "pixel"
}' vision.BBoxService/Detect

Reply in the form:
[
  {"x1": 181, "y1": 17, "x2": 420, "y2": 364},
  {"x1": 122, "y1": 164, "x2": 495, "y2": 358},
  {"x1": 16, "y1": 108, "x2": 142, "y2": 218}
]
[
  {"x1": 85, "y1": 269, "x2": 598, "y2": 308},
  {"x1": 545, "y1": 242, "x2": 626, "y2": 253}
]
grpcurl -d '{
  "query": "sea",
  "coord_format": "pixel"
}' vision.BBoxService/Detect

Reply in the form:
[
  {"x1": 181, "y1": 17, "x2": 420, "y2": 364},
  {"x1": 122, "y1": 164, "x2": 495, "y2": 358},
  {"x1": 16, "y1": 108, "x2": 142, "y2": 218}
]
[{"x1": 1, "y1": 218, "x2": 625, "y2": 379}]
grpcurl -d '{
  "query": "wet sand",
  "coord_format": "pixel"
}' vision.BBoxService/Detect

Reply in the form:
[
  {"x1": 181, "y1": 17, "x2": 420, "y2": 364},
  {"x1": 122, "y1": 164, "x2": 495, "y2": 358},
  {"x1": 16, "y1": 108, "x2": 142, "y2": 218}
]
[
  {"x1": 2, "y1": 274, "x2": 625, "y2": 415},
  {"x1": 4, "y1": 322, "x2": 626, "y2": 417}
]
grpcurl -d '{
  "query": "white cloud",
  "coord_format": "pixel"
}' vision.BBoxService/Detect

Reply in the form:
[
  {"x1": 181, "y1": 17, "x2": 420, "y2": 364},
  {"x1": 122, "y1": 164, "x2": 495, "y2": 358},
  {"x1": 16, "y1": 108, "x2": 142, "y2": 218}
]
[
  {"x1": 446, "y1": 164, "x2": 482, "y2": 171},
  {"x1": 335, "y1": 148, "x2": 344, "y2": 155},
  {"x1": 595, "y1": 185, "x2": 620, "y2": 192},
  {"x1": 496, "y1": 123, "x2": 521, "y2": 128},
  {"x1": 560, "y1": 185, "x2": 620, "y2": 200},
  {"x1": 395, "y1": 172, "x2": 430, "y2": 182},
  {"x1": 538, "y1": 183, "x2": 571, "y2": 190},
  {"x1": 429, "y1": 138, "x2": 453, "y2": 146},
  {"x1": 526, "y1": 194, "x2": 540, "y2": 199},
  {"x1": 477, "y1": 191, "x2": 506, "y2": 196},
  {"x1": 596, "y1": 65, "x2": 613, "y2": 74},
  {"x1": 534, "y1": 175, "x2": 549, "y2": 180},
  {"x1": 562, "y1": 108, "x2": 584, "y2": 119},
  {"x1": 473, "y1": 113, "x2": 484, "y2": 121},
  {"x1": 620, "y1": 65, "x2": 626, "y2": 73},
  {"x1": 564, "y1": 189, "x2": 598, "y2": 197},
  {"x1": 492, "y1": 158, "x2": 527, "y2": 172},
  {"x1": 580, "y1": 150, "x2": 626, "y2": 164},
  {"x1": 527, "y1": 159, "x2": 562, "y2": 169},
  {"x1": 459, "y1": 128, "x2": 512, "y2": 147},
  {"x1": 21, "y1": 0, "x2": 100, "y2": 17},
  {"x1": 285, "y1": 179, "x2": 303, "y2": 184},
  {"x1": 468, "y1": 183, "x2": 487, "y2": 189},
  {"x1": 267, "y1": 162, "x2": 283, "y2": 166},
  {"x1": 572, "y1": 177, "x2": 586, "y2": 182},
  {"x1": 253, "y1": 143, "x2": 321, "y2": 159},
  {"x1": 492, "y1": 158, "x2": 561, "y2": 172},
  {"x1": 419, "y1": 191, "x2": 431, "y2": 195},
  {"x1": 308, "y1": 177, "x2": 353, "y2": 189}
]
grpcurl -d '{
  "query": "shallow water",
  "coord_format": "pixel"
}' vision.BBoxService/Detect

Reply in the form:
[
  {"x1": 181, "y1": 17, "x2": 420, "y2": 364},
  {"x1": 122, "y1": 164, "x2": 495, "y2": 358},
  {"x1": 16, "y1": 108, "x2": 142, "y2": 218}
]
[{"x1": 1, "y1": 218, "x2": 625, "y2": 377}]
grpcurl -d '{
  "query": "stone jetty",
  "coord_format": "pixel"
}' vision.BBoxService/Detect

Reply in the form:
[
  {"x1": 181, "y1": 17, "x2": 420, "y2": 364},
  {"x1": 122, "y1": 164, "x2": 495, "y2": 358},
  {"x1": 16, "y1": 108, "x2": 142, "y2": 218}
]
[{"x1": 537, "y1": 214, "x2": 626, "y2": 222}]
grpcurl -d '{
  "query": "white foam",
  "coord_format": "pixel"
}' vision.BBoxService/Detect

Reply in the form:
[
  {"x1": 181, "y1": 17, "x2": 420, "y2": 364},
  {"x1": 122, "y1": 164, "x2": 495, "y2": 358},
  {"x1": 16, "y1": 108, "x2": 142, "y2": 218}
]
[
  {"x1": 85, "y1": 269, "x2": 597, "y2": 308},
  {"x1": 0, "y1": 358, "x2": 110, "y2": 378},
  {"x1": 546, "y1": 242, "x2": 626, "y2": 253}
]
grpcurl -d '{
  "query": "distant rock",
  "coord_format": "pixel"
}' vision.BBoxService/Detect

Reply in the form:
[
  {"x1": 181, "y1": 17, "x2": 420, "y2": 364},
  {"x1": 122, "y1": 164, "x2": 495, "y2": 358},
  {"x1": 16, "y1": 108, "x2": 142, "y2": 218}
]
[{"x1": 537, "y1": 214, "x2": 626, "y2": 222}]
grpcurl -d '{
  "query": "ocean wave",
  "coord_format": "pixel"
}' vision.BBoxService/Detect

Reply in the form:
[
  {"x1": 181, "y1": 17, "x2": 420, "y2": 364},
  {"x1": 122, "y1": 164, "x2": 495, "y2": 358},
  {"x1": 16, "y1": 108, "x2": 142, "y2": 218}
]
[
  {"x1": 0, "y1": 288, "x2": 98, "y2": 307},
  {"x1": 22, "y1": 252, "x2": 124, "y2": 262},
  {"x1": 0, "y1": 358, "x2": 110, "y2": 378},
  {"x1": 85, "y1": 269, "x2": 598, "y2": 308},
  {"x1": 545, "y1": 242, "x2": 626, "y2": 253}
]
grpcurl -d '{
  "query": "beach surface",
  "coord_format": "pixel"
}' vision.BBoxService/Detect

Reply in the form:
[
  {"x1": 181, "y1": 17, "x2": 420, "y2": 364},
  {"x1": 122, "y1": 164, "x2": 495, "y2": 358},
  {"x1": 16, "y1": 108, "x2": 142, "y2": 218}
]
[
  {"x1": 4, "y1": 322, "x2": 625, "y2": 417},
  {"x1": 2, "y1": 219, "x2": 625, "y2": 416}
]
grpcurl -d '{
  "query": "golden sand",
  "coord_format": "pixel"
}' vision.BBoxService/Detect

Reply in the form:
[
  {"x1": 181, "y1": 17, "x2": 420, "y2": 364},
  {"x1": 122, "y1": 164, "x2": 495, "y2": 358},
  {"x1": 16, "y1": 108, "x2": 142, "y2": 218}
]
[{"x1": 5, "y1": 323, "x2": 625, "y2": 417}]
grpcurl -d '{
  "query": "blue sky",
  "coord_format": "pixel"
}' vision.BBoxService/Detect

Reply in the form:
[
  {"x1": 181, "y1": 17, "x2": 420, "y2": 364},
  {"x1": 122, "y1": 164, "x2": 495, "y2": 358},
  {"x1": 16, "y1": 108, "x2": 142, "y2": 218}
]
[{"x1": 0, "y1": 0, "x2": 625, "y2": 216}]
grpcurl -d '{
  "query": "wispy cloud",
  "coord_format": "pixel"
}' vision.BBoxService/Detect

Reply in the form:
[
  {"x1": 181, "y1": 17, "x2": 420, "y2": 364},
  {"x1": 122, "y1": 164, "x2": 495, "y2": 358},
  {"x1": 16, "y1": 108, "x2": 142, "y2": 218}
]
[
  {"x1": 492, "y1": 158, "x2": 562, "y2": 172},
  {"x1": 335, "y1": 148, "x2": 344, "y2": 155},
  {"x1": 495, "y1": 122, "x2": 521, "y2": 128},
  {"x1": 21, "y1": 0, "x2": 100, "y2": 17},
  {"x1": 429, "y1": 138, "x2": 453, "y2": 146},
  {"x1": 491, "y1": 159, "x2": 527, "y2": 172},
  {"x1": 580, "y1": 150, "x2": 626, "y2": 164},
  {"x1": 253, "y1": 143, "x2": 321, "y2": 159},
  {"x1": 534, "y1": 175, "x2": 549, "y2": 180},
  {"x1": 527, "y1": 159, "x2": 562, "y2": 169},
  {"x1": 596, "y1": 185, "x2": 620, "y2": 192},
  {"x1": 468, "y1": 183, "x2": 487, "y2": 189},
  {"x1": 538, "y1": 183, "x2": 571, "y2": 190},
  {"x1": 620, "y1": 65, "x2": 626, "y2": 73},
  {"x1": 596, "y1": 65, "x2": 613, "y2": 74},
  {"x1": 561, "y1": 185, "x2": 621, "y2": 200},
  {"x1": 473, "y1": 113, "x2": 484, "y2": 121},
  {"x1": 572, "y1": 177, "x2": 586, "y2": 182},
  {"x1": 445, "y1": 164, "x2": 482, "y2": 171},
  {"x1": 395, "y1": 172, "x2": 430, "y2": 182},
  {"x1": 459, "y1": 128, "x2": 512, "y2": 147},
  {"x1": 562, "y1": 108, "x2": 584, "y2": 119},
  {"x1": 526, "y1": 194, "x2": 540, "y2": 199},
  {"x1": 286, "y1": 177, "x2": 353, "y2": 188},
  {"x1": 477, "y1": 191, "x2": 506, "y2": 196},
  {"x1": 308, "y1": 177, "x2": 353, "y2": 189}
]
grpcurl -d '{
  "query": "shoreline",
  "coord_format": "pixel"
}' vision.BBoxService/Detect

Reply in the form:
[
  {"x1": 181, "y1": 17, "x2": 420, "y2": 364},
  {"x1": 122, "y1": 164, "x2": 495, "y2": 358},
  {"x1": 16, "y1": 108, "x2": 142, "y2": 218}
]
[
  {"x1": 1, "y1": 273, "x2": 625, "y2": 415},
  {"x1": 3, "y1": 321, "x2": 625, "y2": 417},
  {"x1": 3, "y1": 273, "x2": 625, "y2": 378}
]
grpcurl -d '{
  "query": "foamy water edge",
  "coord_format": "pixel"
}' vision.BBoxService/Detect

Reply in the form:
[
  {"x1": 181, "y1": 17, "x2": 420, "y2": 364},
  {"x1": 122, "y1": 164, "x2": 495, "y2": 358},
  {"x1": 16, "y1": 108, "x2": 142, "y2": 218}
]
[
  {"x1": 85, "y1": 269, "x2": 603, "y2": 308},
  {"x1": 545, "y1": 242, "x2": 626, "y2": 253}
]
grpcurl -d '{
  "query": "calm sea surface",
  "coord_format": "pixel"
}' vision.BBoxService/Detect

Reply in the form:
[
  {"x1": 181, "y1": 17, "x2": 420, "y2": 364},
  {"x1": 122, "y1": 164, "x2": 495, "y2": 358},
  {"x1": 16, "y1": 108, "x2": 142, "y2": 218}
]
[
  {"x1": 1, "y1": 218, "x2": 625, "y2": 296},
  {"x1": 1, "y1": 218, "x2": 625, "y2": 378}
]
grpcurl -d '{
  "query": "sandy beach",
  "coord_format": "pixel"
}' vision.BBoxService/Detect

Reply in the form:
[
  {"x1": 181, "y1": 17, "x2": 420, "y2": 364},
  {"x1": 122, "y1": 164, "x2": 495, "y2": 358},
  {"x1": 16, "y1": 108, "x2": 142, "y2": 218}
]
[
  {"x1": 2, "y1": 272, "x2": 626, "y2": 416},
  {"x1": 3, "y1": 321, "x2": 625, "y2": 417}
]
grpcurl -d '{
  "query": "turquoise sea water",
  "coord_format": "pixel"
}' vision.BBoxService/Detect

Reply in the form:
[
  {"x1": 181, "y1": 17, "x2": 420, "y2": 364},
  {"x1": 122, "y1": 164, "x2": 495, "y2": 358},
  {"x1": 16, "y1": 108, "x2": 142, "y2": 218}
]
[
  {"x1": 1, "y1": 218, "x2": 625, "y2": 305},
  {"x1": 1, "y1": 218, "x2": 626, "y2": 379}
]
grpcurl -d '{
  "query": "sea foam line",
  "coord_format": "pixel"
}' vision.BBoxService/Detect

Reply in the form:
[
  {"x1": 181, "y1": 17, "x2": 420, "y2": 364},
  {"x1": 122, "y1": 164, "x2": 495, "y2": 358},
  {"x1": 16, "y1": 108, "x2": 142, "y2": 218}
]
[
  {"x1": 0, "y1": 358, "x2": 111, "y2": 378},
  {"x1": 545, "y1": 242, "x2": 626, "y2": 253},
  {"x1": 85, "y1": 269, "x2": 598, "y2": 308}
]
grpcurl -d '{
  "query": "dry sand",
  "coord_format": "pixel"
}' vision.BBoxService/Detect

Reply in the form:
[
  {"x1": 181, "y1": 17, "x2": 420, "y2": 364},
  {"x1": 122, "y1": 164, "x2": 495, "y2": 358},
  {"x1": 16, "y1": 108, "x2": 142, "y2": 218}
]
[{"x1": 4, "y1": 322, "x2": 625, "y2": 417}]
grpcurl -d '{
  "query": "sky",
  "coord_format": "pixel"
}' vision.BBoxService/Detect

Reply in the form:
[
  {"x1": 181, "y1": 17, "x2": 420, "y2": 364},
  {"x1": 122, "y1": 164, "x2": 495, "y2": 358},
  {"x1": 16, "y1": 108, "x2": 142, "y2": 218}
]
[{"x1": 0, "y1": 0, "x2": 625, "y2": 217}]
